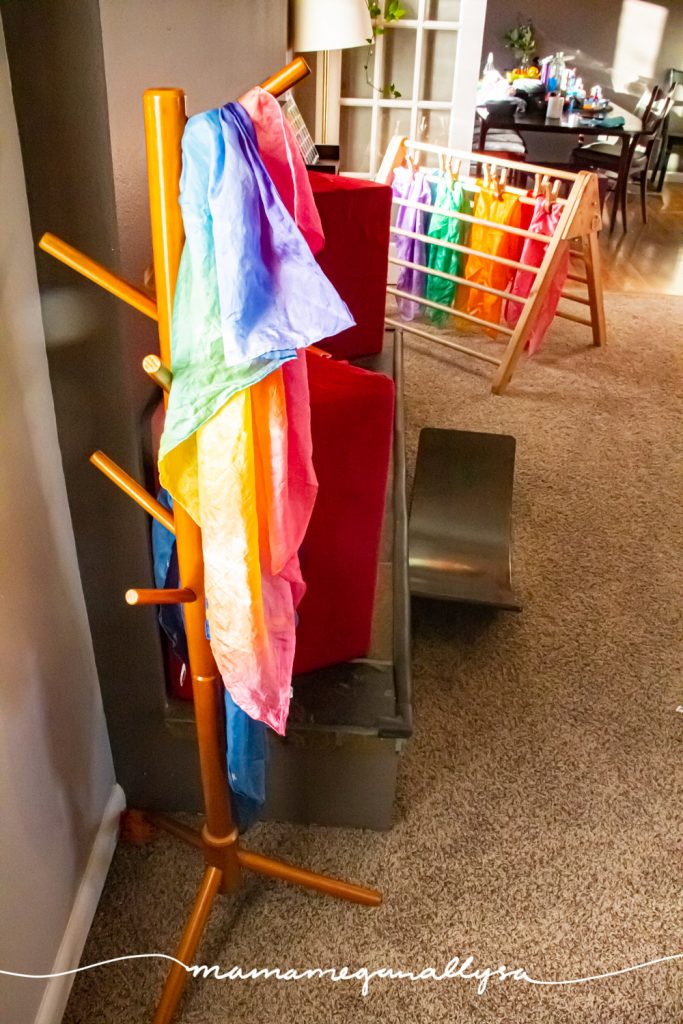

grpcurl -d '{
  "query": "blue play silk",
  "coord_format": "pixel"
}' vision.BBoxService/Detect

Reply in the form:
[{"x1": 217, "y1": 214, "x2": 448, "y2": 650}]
[
  {"x1": 151, "y1": 489, "x2": 188, "y2": 664},
  {"x1": 159, "y1": 102, "x2": 354, "y2": 464}
]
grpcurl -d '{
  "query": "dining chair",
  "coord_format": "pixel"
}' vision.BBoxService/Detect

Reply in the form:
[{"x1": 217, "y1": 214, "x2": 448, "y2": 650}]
[
  {"x1": 651, "y1": 69, "x2": 683, "y2": 192},
  {"x1": 571, "y1": 86, "x2": 668, "y2": 233},
  {"x1": 475, "y1": 100, "x2": 527, "y2": 155}
]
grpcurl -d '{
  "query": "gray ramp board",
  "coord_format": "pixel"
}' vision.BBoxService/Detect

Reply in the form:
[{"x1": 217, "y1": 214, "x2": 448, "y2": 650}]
[{"x1": 409, "y1": 428, "x2": 521, "y2": 611}]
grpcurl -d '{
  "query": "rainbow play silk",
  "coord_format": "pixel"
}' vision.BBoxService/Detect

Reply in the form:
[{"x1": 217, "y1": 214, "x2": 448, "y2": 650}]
[
  {"x1": 504, "y1": 196, "x2": 569, "y2": 353},
  {"x1": 462, "y1": 186, "x2": 522, "y2": 329},
  {"x1": 159, "y1": 100, "x2": 346, "y2": 734},
  {"x1": 159, "y1": 101, "x2": 352, "y2": 511},
  {"x1": 425, "y1": 174, "x2": 468, "y2": 324},
  {"x1": 391, "y1": 166, "x2": 431, "y2": 321},
  {"x1": 240, "y1": 86, "x2": 325, "y2": 257}
]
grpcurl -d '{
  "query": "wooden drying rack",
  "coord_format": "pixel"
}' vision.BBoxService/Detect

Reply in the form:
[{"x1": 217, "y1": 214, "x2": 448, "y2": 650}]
[
  {"x1": 376, "y1": 136, "x2": 607, "y2": 394},
  {"x1": 38, "y1": 58, "x2": 381, "y2": 1024}
]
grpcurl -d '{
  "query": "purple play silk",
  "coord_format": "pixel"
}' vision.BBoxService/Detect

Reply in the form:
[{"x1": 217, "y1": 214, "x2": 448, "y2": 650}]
[
  {"x1": 392, "y1": 165, "x2": 432, "y2": 321},
  {"x1": 212, "y1": 101, "x2": 354, "y2": 366}
]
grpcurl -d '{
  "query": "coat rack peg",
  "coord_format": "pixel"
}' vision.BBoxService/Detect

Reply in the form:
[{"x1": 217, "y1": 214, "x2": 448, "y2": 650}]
[
  {"x1": 90, "y1": 450, "x2": 175, "y2": 533},
  {"x1": 257, "y1": 55, "x2": 310, "y2": 98},
  {"x1": 125, "y1": 587, "x2": 196, "y2": 606},
  {"x1": 143, "y1": 353, "x2": 173, "y2": 392},
  {"x1": 307, "y1": 345, "x2": 332, "y2": 359},
  {"x1": 39, "y1": 233, "x2": 158, "y2": 321}
]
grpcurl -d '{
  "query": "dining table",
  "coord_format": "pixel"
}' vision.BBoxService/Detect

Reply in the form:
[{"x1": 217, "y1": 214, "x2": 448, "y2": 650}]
[{"x1": 475, "y1": 100, "x2": 650, "y2": 231}]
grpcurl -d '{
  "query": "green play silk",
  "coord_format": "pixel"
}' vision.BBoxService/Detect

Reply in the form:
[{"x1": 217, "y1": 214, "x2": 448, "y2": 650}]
[{"x1": 425, "y1": 175, "x2": 469, "y2": 325}]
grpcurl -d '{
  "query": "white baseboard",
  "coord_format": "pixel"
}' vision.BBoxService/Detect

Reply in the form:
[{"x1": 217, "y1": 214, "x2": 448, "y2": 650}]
[{"x1": 34, "y1": 783, "x2": 126, "y2": 1024}]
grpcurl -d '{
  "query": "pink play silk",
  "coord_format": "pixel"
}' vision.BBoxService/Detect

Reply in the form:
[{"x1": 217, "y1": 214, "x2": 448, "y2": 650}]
[
  {"x1": 504, "y1": 197, "x2": 569, "y2": 354},
  {"x1": 200, "y1": 90, "x2": 321, "y2": 733},
  {"x1": 240, "y1": 87, "x2": 325, "y2": 256}
]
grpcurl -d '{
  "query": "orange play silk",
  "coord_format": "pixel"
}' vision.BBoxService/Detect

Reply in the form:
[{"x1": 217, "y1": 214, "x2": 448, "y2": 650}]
[
  {"x1": 199, "y1": 357, "x2": 316, "y2": 734},
  {"x1": 462, "y1": 186, "x2": 522, "y2": 330}
]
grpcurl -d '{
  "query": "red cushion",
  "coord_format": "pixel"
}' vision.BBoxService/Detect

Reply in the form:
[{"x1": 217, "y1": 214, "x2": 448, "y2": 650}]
[
  {"x1": 309, "y1": 171, "x2": 392, "y2": 359},
  {"x1": 293, "y1": 351, "x2": 394, "y2": 674}
]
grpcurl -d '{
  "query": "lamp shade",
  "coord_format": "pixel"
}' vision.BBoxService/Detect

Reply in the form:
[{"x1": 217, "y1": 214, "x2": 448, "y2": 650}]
[{"x1": 290, "y1": 0, "x2": 373, "y2": 53}]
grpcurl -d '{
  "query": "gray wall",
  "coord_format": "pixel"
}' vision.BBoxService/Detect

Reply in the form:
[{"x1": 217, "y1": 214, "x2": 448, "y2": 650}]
[
  {"x1": 482, "y1": 0, "x2": 683, "y2": 98},
  {"x1": 1, "y1": 0, "x2": 287, "y2": 811},
  {"x1": 98, "y1": 0, "x2": 290, "y2": 412},
  {"x1": 0, "y1": 20, "x2": 115, "y2": 1023},
  {"x1": 481, "y1": 0, "x2": 683, "y2": 163}
]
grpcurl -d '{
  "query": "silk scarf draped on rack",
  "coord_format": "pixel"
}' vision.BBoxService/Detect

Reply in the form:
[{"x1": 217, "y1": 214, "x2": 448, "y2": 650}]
[
  {"x1": 504, "y1": 195, "x2": 570, "y2": 353},
  {"x1": 392, "y1": 165, "x2": 431, "y2": 321},
  {"x1": 157, "y1": 91, "x2": 353, "y2": 809},
  {"x1": 425, "y1": 174, "x2": 468, "y2": 325},
  {"x1": 391, "y1": 161, "x2": 568, "y2": 352}
]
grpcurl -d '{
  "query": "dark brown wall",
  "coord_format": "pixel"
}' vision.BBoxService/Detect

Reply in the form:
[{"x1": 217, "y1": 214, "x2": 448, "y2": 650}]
[{"x1": 1, "y1": 0, "x2": 287, "y2": 810}]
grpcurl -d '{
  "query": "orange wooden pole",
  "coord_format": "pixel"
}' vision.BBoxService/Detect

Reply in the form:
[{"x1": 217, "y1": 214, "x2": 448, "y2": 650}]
[
  {"x1": 38, "y1": 233, "x2": 158, "y2": 321},
  {"x1": 143, "y1": 86, "x2": 238, "y2": 859},
  {"x1": 141, "y1": 57, "x2": 317, "y2": 862}
]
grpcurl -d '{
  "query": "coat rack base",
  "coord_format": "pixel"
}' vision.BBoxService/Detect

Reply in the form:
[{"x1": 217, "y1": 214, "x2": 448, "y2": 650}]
[{"x1": 121, "y1": 807, "x2": 381, "y2": 1023}]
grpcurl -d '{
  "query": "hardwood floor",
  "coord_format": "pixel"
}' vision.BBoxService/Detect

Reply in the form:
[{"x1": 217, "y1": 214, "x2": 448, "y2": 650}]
[{"x1": 596, "y1": 182, "x2": 683, "y2": 295}]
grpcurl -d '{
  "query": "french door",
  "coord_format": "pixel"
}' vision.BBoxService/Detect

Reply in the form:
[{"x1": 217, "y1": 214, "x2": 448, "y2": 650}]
[{"x1": 333, "y1": 0, "x2": 487, "y2": 176}]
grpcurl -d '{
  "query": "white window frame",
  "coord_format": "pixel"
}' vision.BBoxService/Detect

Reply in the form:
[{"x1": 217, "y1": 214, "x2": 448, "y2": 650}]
[{"x1": 322, "y1": 0, "x2": 487, "y2": 176}]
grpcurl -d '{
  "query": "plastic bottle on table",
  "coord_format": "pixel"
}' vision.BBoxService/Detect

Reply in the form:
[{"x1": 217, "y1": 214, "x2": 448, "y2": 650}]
[{"x1": 547, "y1": 52, "x2": 566, "y2": 93}]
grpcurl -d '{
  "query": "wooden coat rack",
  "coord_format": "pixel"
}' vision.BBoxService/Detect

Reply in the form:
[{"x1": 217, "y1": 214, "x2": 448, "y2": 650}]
[
  {"x1": 376, "y1": 136, "x2": 607, "y2": 394},
  {"x1": 39, "y1": 58, "x2": 380, "y2": 1024}
]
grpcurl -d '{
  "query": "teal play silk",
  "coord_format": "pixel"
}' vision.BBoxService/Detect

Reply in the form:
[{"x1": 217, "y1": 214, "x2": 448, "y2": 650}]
[{"x1": 425, "y1": 174, "x2": 469, "y2": 325}]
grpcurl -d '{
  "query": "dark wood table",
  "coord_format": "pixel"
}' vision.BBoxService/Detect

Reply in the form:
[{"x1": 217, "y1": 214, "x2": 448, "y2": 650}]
[{"x1": 476, "y1": 101, "x2": 649, "y2": 229}]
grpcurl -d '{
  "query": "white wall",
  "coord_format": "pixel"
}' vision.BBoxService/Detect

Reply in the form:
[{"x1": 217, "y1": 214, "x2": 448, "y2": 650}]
[{"x1": 0, "y1": 21, "x2": 117, "y2": 1024}]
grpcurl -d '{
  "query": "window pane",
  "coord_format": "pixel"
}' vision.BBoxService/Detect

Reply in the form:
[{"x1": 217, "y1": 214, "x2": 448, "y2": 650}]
[
  {"x1": 384, "y1": 27, "x2": 417, "y2": 100},
  {"x1": 339, "y1": 106, "x2": 372, "y2": 174},
  {"x1": 416, "y1": 109, "x2": 451, "y2": 149},
  {"x1": 426, "y1": 0, "x2": 461, "y2": 19},
  {"x1": 378, "y1": 106, "x2": 412, "y2": 167},
  {"x1": 420, "y1": 29, "x2": 457, "y2": 101},
  {"x1": 341, "y1": 44, "x2": 374, "y2": 99}
]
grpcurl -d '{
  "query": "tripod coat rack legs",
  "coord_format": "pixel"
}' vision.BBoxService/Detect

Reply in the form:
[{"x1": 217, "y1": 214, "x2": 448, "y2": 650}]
[{"x1": 39, "y1": 58, "x2": 381, "y2": 1024}]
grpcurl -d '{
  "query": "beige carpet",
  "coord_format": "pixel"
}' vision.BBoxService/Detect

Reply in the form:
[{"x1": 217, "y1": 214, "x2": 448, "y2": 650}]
[{"x1": 64, "y1": 294, "x2": 682, "y2": 1024}]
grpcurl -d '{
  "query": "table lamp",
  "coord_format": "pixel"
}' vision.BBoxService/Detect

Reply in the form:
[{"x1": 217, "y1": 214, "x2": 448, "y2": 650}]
[{"x1": 290, "y1": 0, "x2": 373, "y2": 144}]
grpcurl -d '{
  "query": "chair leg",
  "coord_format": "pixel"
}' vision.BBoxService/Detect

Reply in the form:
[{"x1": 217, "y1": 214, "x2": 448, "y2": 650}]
[
  {"x1": 656, "y1": 146, "x2": 670, "y2": 193},
  {"x1": 620, "y1": 176, "x2": 628, "y2": 233},
  {"x1": 609, "y1": 183, "x2": 619, "y2": 234},
  {"x1": 639, "y1": 170, "x2": 648, "y2": 224}
]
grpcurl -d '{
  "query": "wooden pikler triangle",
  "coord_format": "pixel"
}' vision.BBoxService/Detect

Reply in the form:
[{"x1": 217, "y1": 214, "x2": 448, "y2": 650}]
[{"x1": 377, "y1": 135, "x2": 606, "y2": 394}]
